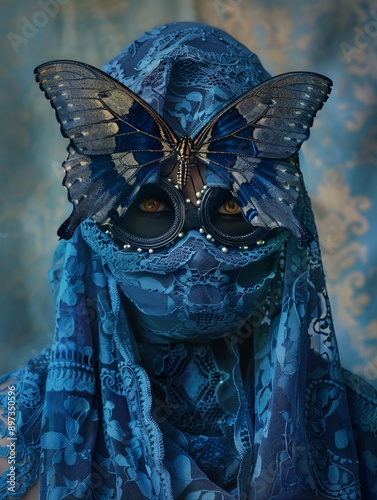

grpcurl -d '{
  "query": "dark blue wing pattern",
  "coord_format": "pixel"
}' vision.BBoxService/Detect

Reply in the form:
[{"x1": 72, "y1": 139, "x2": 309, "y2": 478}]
[
  {"x1": 35, "y1": 61, "x2": 178, "y2": 238},
  {"x1": 194, "y1": 73, "x2": 332, "y2": 244}
]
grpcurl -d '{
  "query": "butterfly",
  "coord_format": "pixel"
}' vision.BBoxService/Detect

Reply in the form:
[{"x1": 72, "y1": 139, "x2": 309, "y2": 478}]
[{"x1": 34, "y1": 60, "x2": 332, "y2": 244}]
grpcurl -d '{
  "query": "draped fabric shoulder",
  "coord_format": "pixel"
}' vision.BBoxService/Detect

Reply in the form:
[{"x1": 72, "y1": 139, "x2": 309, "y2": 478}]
[{"x1": 1, "y1": 22, "x2": 377, "y2": 499}]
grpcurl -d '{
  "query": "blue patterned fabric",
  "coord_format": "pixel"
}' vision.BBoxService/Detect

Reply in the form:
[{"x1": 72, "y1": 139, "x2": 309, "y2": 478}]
[{"x1": 1, "y1": 22, "x2": 377, "y2": 499}]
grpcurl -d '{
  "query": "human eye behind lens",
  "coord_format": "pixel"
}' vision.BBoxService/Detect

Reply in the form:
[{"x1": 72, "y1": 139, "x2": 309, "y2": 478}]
[
  {"x1": 216, "y1": 199, "x2": 241, "y2": 215},
  {"x1": 138, "y1": 198, "x2": 172, "y2": 213}
]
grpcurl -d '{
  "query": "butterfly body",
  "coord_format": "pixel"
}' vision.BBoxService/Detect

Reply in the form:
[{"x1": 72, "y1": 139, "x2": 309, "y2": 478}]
[
  {"x1": 175, "y1": 135, "x2": 194, "y2": 188},
  {"x1": 35, "y1": 60, "x2": 332, "y2": 243}
]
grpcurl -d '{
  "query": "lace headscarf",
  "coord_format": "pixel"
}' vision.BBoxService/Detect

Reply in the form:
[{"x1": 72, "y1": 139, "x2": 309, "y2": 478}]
[{"x1": 1, "y1": 22, "x2": 377, "y2": 500}]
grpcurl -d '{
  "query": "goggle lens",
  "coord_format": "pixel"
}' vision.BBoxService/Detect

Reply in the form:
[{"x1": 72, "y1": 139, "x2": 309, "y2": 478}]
[{"x1": 106, "y1": 180, "x2": 271, "y2": 250}]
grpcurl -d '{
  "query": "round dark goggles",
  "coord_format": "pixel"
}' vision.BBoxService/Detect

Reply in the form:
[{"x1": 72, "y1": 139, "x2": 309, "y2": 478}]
[{"x1": 103, "y1": 179, "x2": 270, "y2": 250}]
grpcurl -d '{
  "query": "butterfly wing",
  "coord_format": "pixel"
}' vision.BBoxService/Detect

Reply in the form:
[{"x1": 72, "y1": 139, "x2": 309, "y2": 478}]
[
  {"x1": 194, "y1": 72, "x2": 332, "y2": 244},
  {"x1": 35, "y1": 60, "x2": 178, "y2": 239}
]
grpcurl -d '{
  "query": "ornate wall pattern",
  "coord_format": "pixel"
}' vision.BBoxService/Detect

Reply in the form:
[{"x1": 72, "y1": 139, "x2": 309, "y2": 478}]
[{"x1": 1, "y1": 0, "x2": 376, "y2": 384}]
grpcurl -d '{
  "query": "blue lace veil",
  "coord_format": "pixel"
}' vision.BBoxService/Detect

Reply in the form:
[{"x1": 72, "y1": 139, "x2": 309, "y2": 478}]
[{"x1": 1, "y1": 21, "x2": 377, "y2": 500}]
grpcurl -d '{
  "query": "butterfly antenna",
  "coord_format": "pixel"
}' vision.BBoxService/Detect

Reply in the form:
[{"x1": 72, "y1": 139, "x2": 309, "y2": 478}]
[
  {"x1": 164, "y1": 160, "x2": 178, "y2": 181},
  {"x1": 186, "y1": 161, "x2": 205, "y2": 196},
  {"x1": 196, "y1": 162, "x2": 205, "y2": 185}
]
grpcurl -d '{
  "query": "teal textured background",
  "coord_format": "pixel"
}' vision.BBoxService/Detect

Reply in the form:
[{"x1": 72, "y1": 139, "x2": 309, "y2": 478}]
[{"x1": 1, "y1": 0, "x2": 376, "y2": 384}]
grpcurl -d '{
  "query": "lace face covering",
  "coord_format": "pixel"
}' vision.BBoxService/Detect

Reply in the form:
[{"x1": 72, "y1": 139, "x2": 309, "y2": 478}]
[{"x1": 83, "y1": 220, "x2": 287, "y2": 342}]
